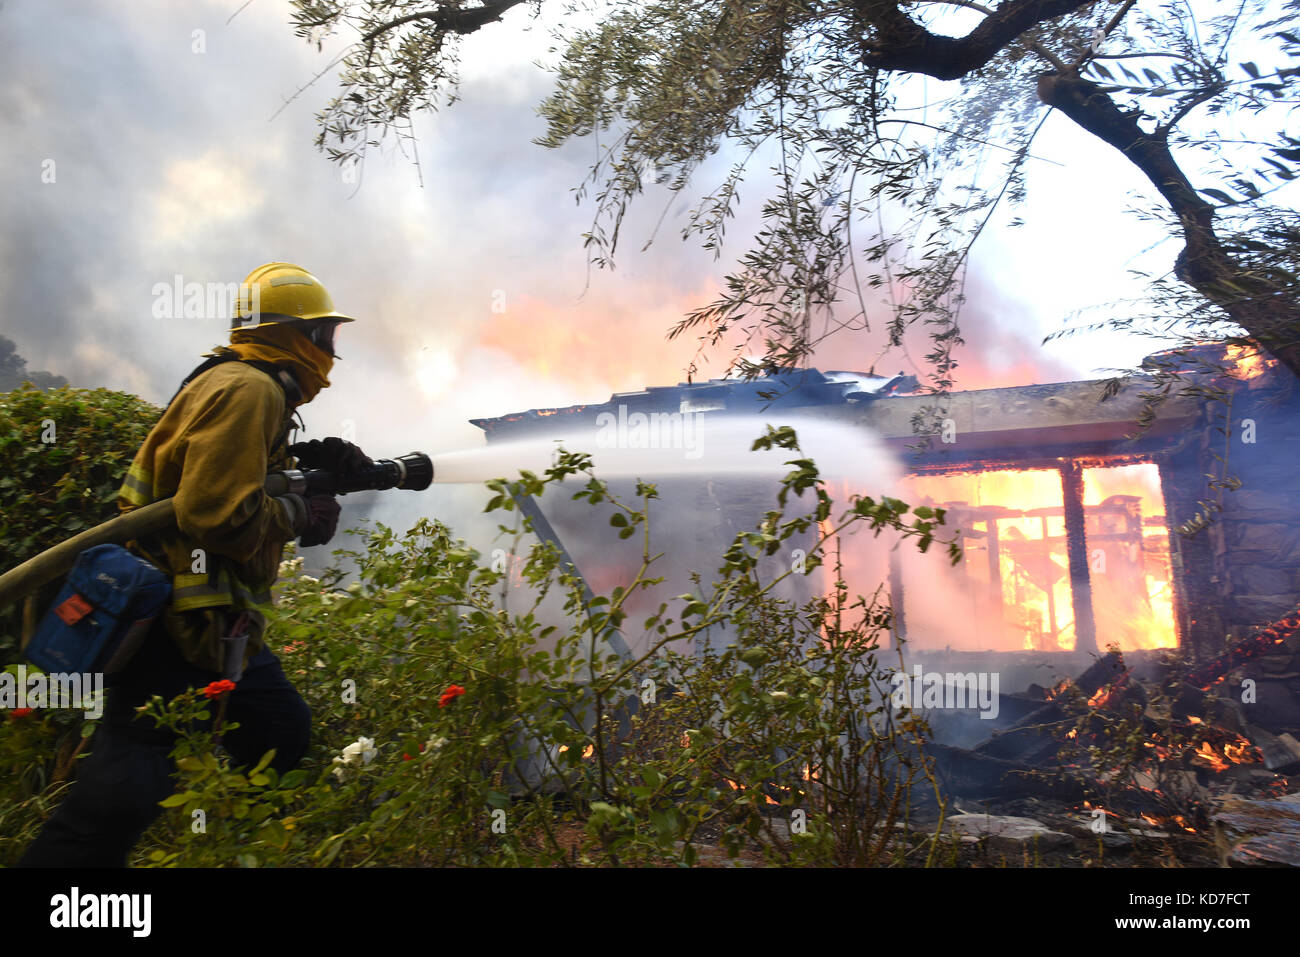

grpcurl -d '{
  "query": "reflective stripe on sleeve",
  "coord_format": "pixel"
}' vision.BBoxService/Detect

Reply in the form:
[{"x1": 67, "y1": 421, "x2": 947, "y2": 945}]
[
  {"x1": 171, "y1": 568, "x2": 270, "y2": 612},
  {"x1": 119, "y1": 463, "x2": 155, "y2": 507}
]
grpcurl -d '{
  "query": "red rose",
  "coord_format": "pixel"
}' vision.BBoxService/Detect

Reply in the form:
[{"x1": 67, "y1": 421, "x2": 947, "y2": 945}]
[
  {"x1": 7, "y1": 707, "x2": 34, "y2": 720},
  {"x1": 202, "y1": 679, "x2": 237, "y2": 699},
  {"x1": 438, "y1": 684, "x2": 466, "y2": 708}
]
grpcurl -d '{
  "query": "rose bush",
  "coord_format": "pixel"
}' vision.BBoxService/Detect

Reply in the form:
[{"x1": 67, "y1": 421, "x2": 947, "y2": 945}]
[{"x1": 2, "y1": 426, "x2": 956, "y2": 867}]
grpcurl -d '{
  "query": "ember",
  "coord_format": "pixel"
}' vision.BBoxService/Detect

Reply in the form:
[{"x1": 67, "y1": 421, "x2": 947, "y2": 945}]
[{"x1": 1187, "y1": 608, "x2": 1300, "y2": 691}]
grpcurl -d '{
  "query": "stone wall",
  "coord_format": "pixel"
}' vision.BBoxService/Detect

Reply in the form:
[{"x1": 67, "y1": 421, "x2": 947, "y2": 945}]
[{"x1": 1207, "y1": 375, "x2": 1300, "y2": 638}]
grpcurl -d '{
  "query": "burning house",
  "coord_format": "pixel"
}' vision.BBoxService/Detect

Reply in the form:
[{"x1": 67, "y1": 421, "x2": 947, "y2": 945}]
[
  {"x1": 472, "y1": 348, "x2": 1300, "y2": 861},
  {"x1": 473, "y1": 349, "x2": 1297, "y2": 659}
]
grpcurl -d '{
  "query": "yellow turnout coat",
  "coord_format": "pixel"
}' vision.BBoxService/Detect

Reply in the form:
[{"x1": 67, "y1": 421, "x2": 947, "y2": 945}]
[{"x1": 118, "y1": 358, "x2": 298, "y2": 672}]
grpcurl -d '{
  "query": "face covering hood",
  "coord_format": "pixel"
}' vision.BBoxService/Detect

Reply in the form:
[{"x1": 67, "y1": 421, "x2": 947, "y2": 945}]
[{"x1": 225, "y1": 324, "x2": 335, "y2": 404}]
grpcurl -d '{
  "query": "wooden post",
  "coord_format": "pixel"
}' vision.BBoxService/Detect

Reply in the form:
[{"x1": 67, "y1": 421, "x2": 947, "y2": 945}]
[
  {"x1": 1059, "y1": 461, "x2": 1098, "y2": 654},
  {"x1": 1157, "y1": 456, "x2": 1214, "y2": 659}
]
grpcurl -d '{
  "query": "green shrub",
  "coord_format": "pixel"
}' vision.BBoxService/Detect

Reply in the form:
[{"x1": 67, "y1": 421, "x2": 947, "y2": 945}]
[
  {"x1": 2, "y1": 419, "x2": 958, "y2": 867},
  {"x1": 0, "y1": 387, "x2": 161, "y2": 858},
  {"x1": 0, "y1": 386, "x2": 162, "y2": 649}
]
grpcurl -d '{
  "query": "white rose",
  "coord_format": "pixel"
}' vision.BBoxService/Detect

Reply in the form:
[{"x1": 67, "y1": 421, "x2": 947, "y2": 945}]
[
  {"x1": 334, "y1": 737, "x2": 378, "y2": 776},
  {"x1": 340, "y1": 737, "x2": 377, "y2": 764}
]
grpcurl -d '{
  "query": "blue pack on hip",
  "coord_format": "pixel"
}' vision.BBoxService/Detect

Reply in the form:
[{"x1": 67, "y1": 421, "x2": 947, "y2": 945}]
[{"x1": 26, "y1": 544, "x2": 171, "y2": 675}]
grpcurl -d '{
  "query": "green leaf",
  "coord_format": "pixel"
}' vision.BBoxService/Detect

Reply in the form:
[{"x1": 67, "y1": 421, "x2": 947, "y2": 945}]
[
  {"x1": 278, "y1": 769, "x2": 309, "y2": 789},
  {"x1": 250, "y1": 749, "x2": 277, "y2": 776},
  {"x1": 259, "y1": 820, "x2": 287, "y2": 847}
]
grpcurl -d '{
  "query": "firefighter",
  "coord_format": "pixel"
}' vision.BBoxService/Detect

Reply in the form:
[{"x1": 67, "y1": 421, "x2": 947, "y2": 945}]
[{"x1": 20, "y1": 262, "x2": 366, "y2": 867}]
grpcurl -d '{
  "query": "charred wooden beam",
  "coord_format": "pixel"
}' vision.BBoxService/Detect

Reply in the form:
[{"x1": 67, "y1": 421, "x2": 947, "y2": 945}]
[
  {"x1": 927, "y1": 742, "x2": 1088, "y2": 801},
  {"x1": 1186, "y1": 607, "x2": 1300, "y2": 691},
  {"x1": 1060, "y1": 460, "x2": 1098, "y2": 654},
  {"x1": 972, "y1": 650, "x2": 1138, "y2": 761},
  {"x1": 842, "y1": 378, "x2": 1199, "y2": 465}
]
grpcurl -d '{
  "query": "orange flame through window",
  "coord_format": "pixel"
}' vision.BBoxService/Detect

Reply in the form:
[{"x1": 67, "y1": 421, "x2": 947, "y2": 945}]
[{"x1": 822, "y1": 464, "x2": 1178, "y2": 652}]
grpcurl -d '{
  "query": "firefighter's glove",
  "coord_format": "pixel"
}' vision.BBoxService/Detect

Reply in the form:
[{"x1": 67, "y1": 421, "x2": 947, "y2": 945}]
[
  {"x1": 300, "y1": 493, "x2": 341, "y2": 547},
  {"x1": 289, "y1": 437, "x2": 373, "y2": 478},
  {"x1": 279, "y1": 493, "x2": 341, "y2": 547}
]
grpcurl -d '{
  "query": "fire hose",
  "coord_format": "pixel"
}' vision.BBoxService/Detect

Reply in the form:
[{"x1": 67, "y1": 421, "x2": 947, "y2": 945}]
[{"x1": 0, "y1": 452, "x2": 434, "y2": 609}]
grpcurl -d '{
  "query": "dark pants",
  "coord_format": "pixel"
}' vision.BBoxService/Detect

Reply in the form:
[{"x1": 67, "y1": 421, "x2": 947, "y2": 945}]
[{"x1": 18, "y1": 628, "x2": 311, "y2": 868}]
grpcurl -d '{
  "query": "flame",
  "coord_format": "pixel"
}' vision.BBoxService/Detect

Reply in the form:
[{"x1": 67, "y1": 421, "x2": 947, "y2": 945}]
[
  {"x1": 1224, "y1": 344, "x2": 1275, "y2": 380},
  {"x1": 886, "y1": 464, "x2": 1176, "y2": 652},
  {"x1": 722, "y1": 777, "x2": 781, "y2": 805},
  {"x1": 1140, "y1": 811, "x2": 1199, "y2": 834},
  {"x1": 1223, "y1": 740, "x2": 1253, "y2": 764},
  {"x1": 1087, "y1": 685, "x2": 1114, "y2": 708},
  {"x1": 1143, "y1": 739, "x2": 1173, "y2": 760},
  {"x1": 1193, "y1": 740, "x2": 1230, "y2": 773},
  {"x1": 1189, "y1": 609, "x2": 1300, "y2": 690}
]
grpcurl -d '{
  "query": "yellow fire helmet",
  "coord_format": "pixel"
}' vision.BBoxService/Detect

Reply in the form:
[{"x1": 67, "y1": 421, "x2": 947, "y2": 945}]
[{"x1": 231, "y1": 262, "x2": 355, "y2": 332}]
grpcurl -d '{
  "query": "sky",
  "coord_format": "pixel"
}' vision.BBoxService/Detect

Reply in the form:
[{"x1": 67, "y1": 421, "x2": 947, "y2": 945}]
[{"x1": 0, "y1": 0, "x2": 1289, "y2": 465}]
